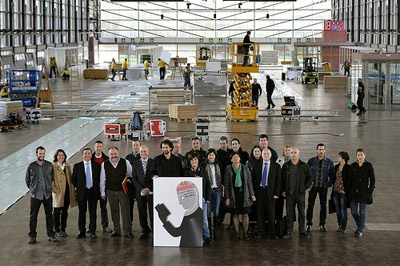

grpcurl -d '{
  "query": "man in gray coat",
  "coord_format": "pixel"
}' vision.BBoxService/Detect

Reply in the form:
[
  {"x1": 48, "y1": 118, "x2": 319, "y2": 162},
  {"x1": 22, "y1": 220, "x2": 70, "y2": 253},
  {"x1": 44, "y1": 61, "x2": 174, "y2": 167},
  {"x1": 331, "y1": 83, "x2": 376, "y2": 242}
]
[{"x1": 25, "y1": 146, "x2": 57, "y2": 244}]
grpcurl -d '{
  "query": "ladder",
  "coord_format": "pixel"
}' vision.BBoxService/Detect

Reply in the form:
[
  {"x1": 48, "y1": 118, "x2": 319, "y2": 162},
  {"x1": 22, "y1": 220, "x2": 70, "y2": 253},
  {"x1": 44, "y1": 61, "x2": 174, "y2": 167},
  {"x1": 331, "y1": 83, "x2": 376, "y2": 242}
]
[
  {"x1": 69, "y1": 66, "x2": 82, "y2": 102},
  {"x1": 36, "y1": 65, "x2": 54, "y2": 109},
  {"x1": 170, "y1": 57, "x2": 184, "y2": 80}
]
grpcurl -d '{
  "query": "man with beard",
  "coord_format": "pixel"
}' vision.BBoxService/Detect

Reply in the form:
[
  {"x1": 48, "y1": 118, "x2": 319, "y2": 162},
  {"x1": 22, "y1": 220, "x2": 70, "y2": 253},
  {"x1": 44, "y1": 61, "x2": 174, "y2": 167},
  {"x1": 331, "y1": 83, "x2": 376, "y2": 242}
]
[
  {"x1": 154, "y1": 139, "x2": 183, "y2": 177},
  {"x1": 25, "y1": 146, "x2": 57, "y2": 244}
]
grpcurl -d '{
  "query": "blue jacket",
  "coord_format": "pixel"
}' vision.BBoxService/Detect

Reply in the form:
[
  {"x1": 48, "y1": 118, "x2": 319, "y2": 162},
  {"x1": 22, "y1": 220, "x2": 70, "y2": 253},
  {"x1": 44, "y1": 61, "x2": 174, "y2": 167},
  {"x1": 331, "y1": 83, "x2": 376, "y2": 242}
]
[{"x1": 307, "y1": 156, "x2": 335, "y2": 187}]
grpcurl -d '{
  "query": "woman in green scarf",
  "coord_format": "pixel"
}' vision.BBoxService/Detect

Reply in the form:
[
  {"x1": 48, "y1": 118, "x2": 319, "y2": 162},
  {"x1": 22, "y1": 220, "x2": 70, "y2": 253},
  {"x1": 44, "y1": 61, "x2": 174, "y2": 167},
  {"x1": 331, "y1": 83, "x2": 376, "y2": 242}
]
[{"x1": 224, "y1": 152, "x2": 256, "y2": 240}]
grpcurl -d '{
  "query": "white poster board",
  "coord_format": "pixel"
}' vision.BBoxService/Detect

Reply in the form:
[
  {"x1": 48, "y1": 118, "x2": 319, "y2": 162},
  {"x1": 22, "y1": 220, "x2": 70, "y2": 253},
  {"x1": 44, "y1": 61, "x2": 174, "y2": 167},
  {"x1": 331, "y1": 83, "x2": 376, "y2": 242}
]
[{"x1": 153, "y1": 177, "x2": 203, "y2": 247}]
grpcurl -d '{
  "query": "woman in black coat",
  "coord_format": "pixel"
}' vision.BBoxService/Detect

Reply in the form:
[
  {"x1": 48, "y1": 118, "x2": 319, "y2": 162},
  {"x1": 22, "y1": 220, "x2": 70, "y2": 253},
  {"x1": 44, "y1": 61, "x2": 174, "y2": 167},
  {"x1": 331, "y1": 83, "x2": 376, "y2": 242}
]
[
  {"x1": 348, "y1": 148, "x2": 375, "y2": 238},
  {"x1": 184, "y1": 153, "x2": 212, "y2": 244},
  {"x1": 331, "y1": 151, "x2": 350, "y2": 233}
]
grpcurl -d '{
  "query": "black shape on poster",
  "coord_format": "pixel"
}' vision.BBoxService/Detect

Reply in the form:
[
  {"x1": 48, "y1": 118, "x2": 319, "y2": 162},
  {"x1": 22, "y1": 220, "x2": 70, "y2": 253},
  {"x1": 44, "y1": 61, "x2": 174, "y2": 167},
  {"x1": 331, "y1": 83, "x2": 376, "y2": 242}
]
[{"x1": 156, "y1": 181, "x2": 203, "y2": 247}]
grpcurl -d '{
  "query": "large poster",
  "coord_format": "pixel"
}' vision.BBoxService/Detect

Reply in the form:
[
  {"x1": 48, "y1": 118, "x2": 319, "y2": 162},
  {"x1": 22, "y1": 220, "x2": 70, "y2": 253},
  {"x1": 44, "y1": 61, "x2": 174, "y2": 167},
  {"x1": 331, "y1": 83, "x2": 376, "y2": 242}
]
[{"x1": 153, "y1": 177, "x2": 203, "y2": 247}]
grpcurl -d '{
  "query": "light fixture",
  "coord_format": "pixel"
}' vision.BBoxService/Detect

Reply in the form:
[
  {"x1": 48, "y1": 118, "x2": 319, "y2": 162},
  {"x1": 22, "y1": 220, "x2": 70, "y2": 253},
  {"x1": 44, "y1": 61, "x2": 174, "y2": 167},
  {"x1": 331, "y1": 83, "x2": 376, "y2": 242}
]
[
  {"x1": 161, "y1": 14, "x2": 164, "y2": 19},
  {"x1": 266, "y1": 13, "x2": 269, "y2": 19},
  {"x1": 214, "y1": 13, "x2": 216, "y2": 19},
  {"x1": 238, "y1": 3, "x2": 242, "y2": 8},
  {"x1": 186, "y1": 3, "x2": 191, "y2": 9}
]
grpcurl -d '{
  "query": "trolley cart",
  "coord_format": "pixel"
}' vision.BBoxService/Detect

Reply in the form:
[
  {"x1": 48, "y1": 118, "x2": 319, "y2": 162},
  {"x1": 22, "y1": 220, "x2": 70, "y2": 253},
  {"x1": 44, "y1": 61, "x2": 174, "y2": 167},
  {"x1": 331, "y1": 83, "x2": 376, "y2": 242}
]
[{"x1": 195, "y1": 118, "x2": 210, "y2": 141}]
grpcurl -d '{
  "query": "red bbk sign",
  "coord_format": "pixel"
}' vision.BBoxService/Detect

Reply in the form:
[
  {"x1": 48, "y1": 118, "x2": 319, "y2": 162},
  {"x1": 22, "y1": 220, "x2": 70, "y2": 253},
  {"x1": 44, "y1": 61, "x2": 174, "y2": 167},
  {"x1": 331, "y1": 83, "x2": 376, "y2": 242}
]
[{"x1": 324, "y1": 20, "x2": 344, "y2": 32}]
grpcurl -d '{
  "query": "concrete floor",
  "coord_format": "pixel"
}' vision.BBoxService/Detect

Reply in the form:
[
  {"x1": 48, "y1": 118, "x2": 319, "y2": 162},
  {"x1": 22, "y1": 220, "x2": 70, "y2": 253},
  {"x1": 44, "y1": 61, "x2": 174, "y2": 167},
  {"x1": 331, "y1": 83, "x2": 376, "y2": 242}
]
[{"x1": 0, "y1": 75, "x2": 399, "y2": 265}]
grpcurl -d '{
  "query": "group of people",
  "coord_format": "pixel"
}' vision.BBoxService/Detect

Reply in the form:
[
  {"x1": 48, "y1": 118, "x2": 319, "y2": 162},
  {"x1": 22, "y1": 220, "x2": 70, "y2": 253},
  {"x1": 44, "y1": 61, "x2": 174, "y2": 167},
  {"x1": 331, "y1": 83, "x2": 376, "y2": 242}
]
[
  {"x1": 25, "y1": 136, "x2": 375, "y2": 245},
  {"x1": 109, "y1": 58, "x2": 129, "y2": 81}
]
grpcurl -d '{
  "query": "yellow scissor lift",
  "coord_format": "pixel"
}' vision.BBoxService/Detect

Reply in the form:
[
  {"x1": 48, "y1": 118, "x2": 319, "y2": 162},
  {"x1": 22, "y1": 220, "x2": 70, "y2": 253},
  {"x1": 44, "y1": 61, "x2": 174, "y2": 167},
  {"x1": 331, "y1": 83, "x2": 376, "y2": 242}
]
[{"x1": 227, "y1": 43, "x2": 260, "y2": 121}]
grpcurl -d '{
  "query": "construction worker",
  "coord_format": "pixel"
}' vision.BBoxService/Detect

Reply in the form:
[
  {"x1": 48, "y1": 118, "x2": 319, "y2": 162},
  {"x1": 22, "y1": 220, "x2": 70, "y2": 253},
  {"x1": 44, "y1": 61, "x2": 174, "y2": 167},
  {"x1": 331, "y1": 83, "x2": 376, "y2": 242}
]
[
  {"x1": 342, "y1": 60, "x2": 351, "y2": 76},
  {"x1": 122, "y1": 58, "x2": 128, "y2": 81},
  {"x1": 158, "y1": 58, "x2": 168, "y2": 80},
  {"x1": 110, "y1": 58, "x2": 117, "y2": 81},
  {"x1": 183, "y1": 63, "x2": 191, "y2": 87},
  {"x1": 61, "y1": 68, "x2": 70, "y2": 80},
  {"x1": 1, "y1": 83, "x2": 10, "y2": 98},
  {"x1": 325, "y1": 62, "x2": 332, "y2": 72},
  {"x1": 144, "y1": 59, "x2": 150, "y2": 80},
  {"x1": 242, "y1": 31, "x2": 254, "y2": 67},
  {"x1": 49, "y1": 57, "x2": 57, "y2": 78}
]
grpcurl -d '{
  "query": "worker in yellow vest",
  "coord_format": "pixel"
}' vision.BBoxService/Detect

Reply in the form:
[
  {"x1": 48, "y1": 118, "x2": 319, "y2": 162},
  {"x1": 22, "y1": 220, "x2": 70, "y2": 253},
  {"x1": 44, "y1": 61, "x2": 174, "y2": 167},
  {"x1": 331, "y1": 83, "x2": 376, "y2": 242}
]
[
  {"x1": 157, "y1": 58, "x2": 168, "y2": 80},
  {"x1": 325, "y1": 62, "x2": 332, "y2": 72},
  {"x1": 1, "y1": 83, "x2": 10, "y2": 98},
  {"x1": 49, "y1": 57, "x2": 57, "y2": 78},
  {"x1": 110, "y1": 58, "x2": 118, "y2": 81},
  {"x1": 143, "y1": 59, "x2": 150, "y2": 80},
  {"x1": 61, "y1": 68, "x2": 71, "y2": 80},
  {"x1": 183, "y1": 63, "x2": 191, "y2": 87},
  {"x1": 122, "y1": 58, "x2": 128, "y2": 80}
]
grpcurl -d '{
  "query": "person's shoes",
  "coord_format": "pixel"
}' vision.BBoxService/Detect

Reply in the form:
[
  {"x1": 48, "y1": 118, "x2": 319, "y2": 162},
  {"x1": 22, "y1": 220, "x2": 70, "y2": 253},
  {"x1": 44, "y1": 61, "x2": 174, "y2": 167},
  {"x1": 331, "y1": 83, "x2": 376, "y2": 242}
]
[
  {"x1": 356, "y1": 112, "x2": 362, "y2": 116},
  {"x1": 266, "y1": 106, "x2": 270, "y2": 110},
  {"x1": 336, "y1": 227, "x2": 342, "y2": 233},
  {"x1": 254, "y1": 234, "x2": 262, "y2": 239},
  {"x1": 282, "y1": 233, "x2": 293, "y2": 239},
  {"x1": 86, "y1": 229, "x2": 90, "y2": 234},
  {"x1": 103, "y1": 227, "x2": 112, "y2": 233},
  {"x1": 270, "y1": 234, "x2": 279, "y2": 240},
  {"x1": 299, "y1": 232, "x2": 311, "y2": 239},
  {"x1": 60, "y1": 231, "x2": 67, "y2": 237},
  {"x1": 139, "y1": 233, "x2": 149, "y2": 239},
  {"x1": 272, "y1": 104, "x2": 276, "y2": 108},
  {"x1": 243, "y1": 234, "x2": 250, "y2": 241},
  {"x1": 319, "y1": 225, "x2": 327, "y2": 232},
  {"x1": 90, "y1": 233, "x2": 97, "y2": 239},
  {"x1": 55, "y1": 232, "x2": 63, "y2": 237},
  {"x1": 28, "y1": 237, "x2": 36, "y2": 245},
  {"x1": 48, "y1": 236, "x2": 58, "y2": 242},
  {"x1": 232, "y1": 234, "x2": 240, "y2": 240},
  {"x1": 125, "y1": 233, "x2": 134, "y2": 238},
  {"x1": 226, "y1": 224, "x2": 233, "y2": 230},
  {"x1": 204, "y1": 237, "x2": 212, "y2": 244},
  {"x1": 306, "y1": 225, "x2": 312, "y2": 232},
  {"x1": 355, "y1": 231, "x2": 363, "y2": 238},
  {"x1": 110, "y1": 232, "x2": 121, "y2": 238},
  {"x1": 76, "y1": 232, "x2": 86, "y2": 239},
  {"x1": 341, "y1": 228, "x2": 346, "y2": 233}
]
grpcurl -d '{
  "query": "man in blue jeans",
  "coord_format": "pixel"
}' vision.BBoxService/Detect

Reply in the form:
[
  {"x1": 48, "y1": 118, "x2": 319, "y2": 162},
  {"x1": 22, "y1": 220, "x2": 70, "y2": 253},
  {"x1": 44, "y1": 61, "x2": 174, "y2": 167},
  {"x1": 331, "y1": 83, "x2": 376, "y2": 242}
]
[
  {"x1": 306, "y1": 143, "x2": 335, "y2": 232},
  {"x1": 251, "y1": 78, "x2": 262, "y2": 107}
]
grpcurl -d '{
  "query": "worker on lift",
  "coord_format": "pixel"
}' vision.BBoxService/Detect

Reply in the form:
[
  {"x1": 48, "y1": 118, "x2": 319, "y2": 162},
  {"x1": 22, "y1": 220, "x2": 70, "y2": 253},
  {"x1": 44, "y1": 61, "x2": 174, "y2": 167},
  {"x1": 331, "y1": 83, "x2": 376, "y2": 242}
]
[{"x1": 242, "y1": 31, "x2": 254, "y2": 67}]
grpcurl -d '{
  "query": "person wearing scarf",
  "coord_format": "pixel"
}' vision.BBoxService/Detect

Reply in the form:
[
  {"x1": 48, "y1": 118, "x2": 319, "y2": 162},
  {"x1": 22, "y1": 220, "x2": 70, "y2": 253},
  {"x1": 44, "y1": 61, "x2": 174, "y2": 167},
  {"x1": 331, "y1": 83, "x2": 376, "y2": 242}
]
[{"x1": 224, "y1": 152, "x2": 256, "y2": 241}]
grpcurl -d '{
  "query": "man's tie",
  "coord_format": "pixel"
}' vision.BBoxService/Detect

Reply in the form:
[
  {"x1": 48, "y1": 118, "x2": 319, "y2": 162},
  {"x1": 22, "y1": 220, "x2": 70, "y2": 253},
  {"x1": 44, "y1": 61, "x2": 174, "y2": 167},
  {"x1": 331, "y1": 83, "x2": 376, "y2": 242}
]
[
  {"x1": 142, "y1": 160, "x2": 147, "y2": 176},
  {"x1": 85, "y1": 163, "x2": 92, "y2": 189},
  {"x1": 261, "y1": 162, "x2": 268, "y2": 187}
]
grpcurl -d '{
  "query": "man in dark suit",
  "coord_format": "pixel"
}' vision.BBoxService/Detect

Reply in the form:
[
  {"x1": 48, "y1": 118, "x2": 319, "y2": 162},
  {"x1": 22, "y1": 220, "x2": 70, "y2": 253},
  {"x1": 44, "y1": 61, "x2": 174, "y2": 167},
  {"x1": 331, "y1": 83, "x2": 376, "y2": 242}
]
[
  {"x1": 252, "y1": 148, "x2": 281, "y2": 239},
  {"x1": 72, "y1": 147, "x2": 101, "y2": 239},
  {"x1": 125, "y1": 139, "x2": 141, "y2": 225},
  {"x1": 131, "y1": 145, "x2": 155, "y2": 239}
]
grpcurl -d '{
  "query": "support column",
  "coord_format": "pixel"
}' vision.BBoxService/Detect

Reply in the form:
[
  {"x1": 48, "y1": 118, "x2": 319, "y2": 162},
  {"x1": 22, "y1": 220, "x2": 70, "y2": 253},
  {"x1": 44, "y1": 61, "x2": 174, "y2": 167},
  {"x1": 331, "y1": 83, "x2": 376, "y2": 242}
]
[{"x1": 385, "y1": 61, "x2": 391, "y2": 110}]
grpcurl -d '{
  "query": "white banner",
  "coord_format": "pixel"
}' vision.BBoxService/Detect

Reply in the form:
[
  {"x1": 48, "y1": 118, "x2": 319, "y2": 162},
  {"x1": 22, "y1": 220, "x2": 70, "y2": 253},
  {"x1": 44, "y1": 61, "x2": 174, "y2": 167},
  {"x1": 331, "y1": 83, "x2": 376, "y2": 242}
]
[{"x1": 153, "y1": 177, "x2": 203, "y2": 247}]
